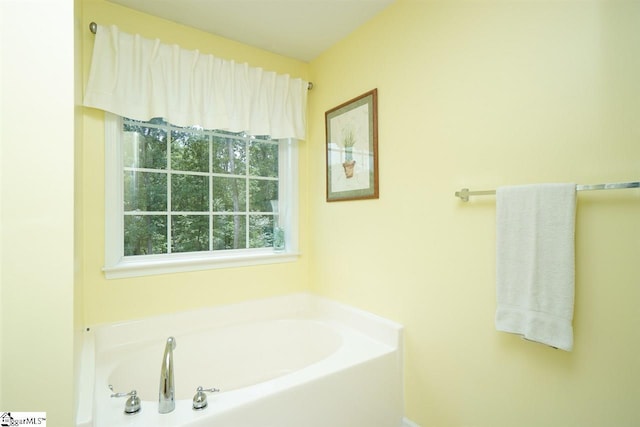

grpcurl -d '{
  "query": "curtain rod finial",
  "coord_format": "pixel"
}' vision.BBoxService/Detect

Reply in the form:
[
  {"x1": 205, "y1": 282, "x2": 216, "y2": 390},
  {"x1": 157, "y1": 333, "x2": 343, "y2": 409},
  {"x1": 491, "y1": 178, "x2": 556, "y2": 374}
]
[
  {"x1": 90, "y1": 22, "x2": 97, "y2": 34},
  {"x1": 307, "y1": 82, "x2": 313, "y2": 90}
]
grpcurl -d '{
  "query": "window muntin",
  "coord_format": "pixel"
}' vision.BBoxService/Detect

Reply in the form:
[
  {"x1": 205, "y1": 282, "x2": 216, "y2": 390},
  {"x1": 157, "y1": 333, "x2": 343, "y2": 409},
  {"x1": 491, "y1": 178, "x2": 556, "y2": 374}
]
[{"x1": 104, "y1": 113, "x2": 298, "y2": 278}]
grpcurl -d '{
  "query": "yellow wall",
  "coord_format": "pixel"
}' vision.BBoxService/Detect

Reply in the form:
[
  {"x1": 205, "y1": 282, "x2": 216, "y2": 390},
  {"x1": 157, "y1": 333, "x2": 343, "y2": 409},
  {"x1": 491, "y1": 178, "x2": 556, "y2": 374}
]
[
  {"x1": 1, "y1": 0, "x2": 77, "y2": 425},
  {"x1": 308, "y1": 1, "x2": 640, "y2": 426},
  {"x1": 74, "y1": 0, "x2": 87, "y2": 419},
  {"x1": 80, "y1": 0, "x2": 311, "y2": 325}
]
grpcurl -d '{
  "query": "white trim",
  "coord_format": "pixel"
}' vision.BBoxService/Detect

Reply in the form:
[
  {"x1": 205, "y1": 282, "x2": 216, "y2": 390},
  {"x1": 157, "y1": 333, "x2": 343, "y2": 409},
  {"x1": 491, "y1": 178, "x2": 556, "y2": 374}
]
[
  {"x1": 279, "y1": 138, "x2": 299, "y2": 253},
  {"x1": 103, "y1": 250, "x2": 299, "y2": 279},
  {"x1": 104, "y1": 113, "x2": 124, "y2": 269},
  {"x1": 103, "y1": 113, "x2": 300, "y2": 279}
]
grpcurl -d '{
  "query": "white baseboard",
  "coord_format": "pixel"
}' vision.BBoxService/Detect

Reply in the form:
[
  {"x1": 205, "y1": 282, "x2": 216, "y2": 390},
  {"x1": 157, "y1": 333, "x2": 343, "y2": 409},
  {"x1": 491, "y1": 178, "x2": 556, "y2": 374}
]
[{"x1": 402, "y1": 417, "x2": 421, "y2": 427}]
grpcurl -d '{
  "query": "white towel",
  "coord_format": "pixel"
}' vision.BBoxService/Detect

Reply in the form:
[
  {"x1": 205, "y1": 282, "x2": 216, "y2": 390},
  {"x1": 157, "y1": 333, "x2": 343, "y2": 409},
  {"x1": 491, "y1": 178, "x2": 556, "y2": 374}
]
[{"x1": 495, "y1": 183, "x2": 576, "y2": 351}]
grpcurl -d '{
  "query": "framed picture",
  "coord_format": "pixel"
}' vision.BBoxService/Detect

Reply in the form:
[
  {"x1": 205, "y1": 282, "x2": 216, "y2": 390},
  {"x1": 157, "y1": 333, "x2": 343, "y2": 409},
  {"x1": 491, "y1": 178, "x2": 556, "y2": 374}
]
[{"x1": 325, "y1": 89, "x2": 379, "y2": 202}]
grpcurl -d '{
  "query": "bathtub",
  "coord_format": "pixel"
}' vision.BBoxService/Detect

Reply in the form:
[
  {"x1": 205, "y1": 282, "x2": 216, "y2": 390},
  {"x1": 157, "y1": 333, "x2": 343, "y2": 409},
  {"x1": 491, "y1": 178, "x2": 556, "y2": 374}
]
[{"x1": 76, "y1": 293, "x2": 404, "y2": 427}]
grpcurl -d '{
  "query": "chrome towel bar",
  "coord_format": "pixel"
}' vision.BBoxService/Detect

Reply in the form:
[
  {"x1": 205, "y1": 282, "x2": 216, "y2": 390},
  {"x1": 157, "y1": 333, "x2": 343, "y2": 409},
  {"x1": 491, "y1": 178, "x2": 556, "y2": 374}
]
[{"x1": 455, "y1": 181, "x2": 640, "y2": 202}]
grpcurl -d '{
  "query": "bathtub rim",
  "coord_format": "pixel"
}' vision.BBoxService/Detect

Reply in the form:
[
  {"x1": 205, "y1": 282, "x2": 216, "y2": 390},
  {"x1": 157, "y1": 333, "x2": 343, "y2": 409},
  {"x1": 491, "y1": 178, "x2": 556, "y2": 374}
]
[{"x1": 87, "y1": 293, "x2": 402, "y2": 352}]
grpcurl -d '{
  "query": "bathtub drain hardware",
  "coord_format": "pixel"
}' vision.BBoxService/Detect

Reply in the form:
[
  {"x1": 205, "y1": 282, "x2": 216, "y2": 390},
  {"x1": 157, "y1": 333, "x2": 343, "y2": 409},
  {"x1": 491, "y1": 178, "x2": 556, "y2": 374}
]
[
  {"x1": 192, "y1": 386, "x2": 221, "y2": 410},
  {"x1": 109, "y1": 386, "x2": 141, "y2": 414}
]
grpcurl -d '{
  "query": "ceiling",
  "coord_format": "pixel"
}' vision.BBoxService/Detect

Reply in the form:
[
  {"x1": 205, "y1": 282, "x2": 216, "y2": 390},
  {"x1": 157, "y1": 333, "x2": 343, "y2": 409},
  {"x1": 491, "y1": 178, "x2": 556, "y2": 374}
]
[{"x1": 107, "y1": 0, "x2": 396, "y2": 62}]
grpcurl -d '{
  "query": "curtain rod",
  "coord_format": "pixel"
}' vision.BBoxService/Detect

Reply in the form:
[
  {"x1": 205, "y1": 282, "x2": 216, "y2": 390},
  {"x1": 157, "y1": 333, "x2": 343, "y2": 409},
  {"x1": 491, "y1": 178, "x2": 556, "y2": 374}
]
[
  {"x1": 89, "y1": 22, "x2": 314, "y2": 90},
  {"x1": 455, "y1": 181, "x2": 640, "y2": 202}
]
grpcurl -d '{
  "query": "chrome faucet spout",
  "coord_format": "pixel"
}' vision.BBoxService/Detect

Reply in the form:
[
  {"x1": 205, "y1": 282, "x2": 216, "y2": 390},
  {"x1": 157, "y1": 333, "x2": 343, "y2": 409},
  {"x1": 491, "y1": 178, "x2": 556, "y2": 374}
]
[{"x1": 158, "y1": 336, "x2": 176, "y2": 414}]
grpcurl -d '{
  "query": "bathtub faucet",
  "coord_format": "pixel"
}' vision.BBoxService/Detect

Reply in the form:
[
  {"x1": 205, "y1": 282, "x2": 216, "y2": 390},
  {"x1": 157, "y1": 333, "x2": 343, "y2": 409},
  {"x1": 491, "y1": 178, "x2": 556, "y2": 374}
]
[{"x1": 159, "y1": 336, "x2": 176, "y2": 414}]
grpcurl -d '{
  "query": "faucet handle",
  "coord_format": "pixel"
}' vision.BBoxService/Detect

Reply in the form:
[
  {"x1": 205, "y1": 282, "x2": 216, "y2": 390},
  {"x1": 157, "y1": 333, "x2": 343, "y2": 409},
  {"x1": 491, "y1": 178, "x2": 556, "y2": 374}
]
[
  {"x1": 109, "y1": 384, "x2": 133, "y2": 398},
  {"x1": 192, "y1": 386, "x2": 220, "y2": 410},
  {"x1": 109, "y1": 385, "x2": 141, "y2": 414}
]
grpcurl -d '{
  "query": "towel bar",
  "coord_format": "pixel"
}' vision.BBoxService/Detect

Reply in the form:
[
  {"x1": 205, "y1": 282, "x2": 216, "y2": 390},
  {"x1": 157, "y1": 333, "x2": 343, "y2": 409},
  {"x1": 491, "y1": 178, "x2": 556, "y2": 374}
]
[{"x1": 455, "y1": 181, "x2": 640, "y2": 202}]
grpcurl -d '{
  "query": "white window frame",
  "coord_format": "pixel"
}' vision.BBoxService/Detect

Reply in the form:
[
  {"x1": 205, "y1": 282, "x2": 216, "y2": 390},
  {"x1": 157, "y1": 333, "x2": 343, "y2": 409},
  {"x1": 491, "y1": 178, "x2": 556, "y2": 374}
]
[{"x1": 103, "y1": 113, "x2": 299, "y2": 279}]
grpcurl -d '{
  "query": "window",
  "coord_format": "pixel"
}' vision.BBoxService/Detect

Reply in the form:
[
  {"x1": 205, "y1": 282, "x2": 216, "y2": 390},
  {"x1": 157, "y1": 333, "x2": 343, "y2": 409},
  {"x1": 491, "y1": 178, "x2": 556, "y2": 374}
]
[{"x1": 104, "y1": 113, "x2": 298, "y2": 279}]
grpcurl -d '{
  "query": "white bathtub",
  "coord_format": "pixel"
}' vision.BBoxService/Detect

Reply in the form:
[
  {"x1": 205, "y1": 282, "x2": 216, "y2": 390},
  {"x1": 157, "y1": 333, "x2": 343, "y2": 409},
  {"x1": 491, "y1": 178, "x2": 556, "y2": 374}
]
[{"x1": 76, "y1": 293, "x2": 404, "y2": 427}]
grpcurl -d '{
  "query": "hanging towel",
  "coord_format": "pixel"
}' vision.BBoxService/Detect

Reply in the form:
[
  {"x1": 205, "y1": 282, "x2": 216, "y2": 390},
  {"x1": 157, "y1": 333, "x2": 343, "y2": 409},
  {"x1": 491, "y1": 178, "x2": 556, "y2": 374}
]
[{"x1": 495, "y1": 183, "x2": 576, "y2": 351}]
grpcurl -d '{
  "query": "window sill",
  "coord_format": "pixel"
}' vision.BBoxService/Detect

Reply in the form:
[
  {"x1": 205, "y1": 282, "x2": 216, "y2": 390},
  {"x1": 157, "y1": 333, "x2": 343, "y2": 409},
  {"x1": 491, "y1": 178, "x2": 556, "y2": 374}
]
[{"x1": 103, "y1": 250, "x2": 300, "y2": 279}]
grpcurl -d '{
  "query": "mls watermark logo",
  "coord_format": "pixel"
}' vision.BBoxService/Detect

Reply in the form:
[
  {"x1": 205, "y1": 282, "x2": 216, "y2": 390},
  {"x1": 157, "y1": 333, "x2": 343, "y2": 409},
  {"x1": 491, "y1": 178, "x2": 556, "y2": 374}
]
[{"x1": 0, "y1": 412, "x2": 46, "y2": 426}]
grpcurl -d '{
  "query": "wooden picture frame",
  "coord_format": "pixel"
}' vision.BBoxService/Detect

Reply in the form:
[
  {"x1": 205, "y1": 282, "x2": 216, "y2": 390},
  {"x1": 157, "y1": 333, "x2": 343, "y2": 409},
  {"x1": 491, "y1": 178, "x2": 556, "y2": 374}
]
[{"x1": 325, "y1": 89, "x2": 379, "y2": 202}]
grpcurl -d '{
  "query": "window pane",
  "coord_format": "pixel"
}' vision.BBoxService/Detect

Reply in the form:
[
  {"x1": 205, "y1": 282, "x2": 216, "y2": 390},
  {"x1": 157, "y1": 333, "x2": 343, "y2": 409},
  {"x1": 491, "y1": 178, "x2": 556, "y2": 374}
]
[
  {"x1": 172, "y1": 215, "x2": 209, "y2": 253},
  {"x1": 249, "y1": 215, "x2": 275, "y2": 248},
  {"x1": 213, "y1": 215, "x2": 247, "y2": 250},
  {"x1": 111, "y1": 115, "x2": 295, "y2": 272},
  {"x1": 172, "y1": 174, "x2": 209, "y2": 212},
  {"x1": 124, "y1": 171, "x2": 167, "y2": 211},
  {"x1": 249, "y1": 140, "x2": 278, "y2": 177},
  {"x1": 124, "y1": 215, "x2": 167, "y2": 255},
  {"x1": 123, "y1": 124, "x2": 167, "y2": 169},
  {"x1": 213, "y1": 137, "x2": 246, "y2": 175},
  {"x1": 171, "y1": 131, "x2": 209, "y2": 172},
  {"x1": 213, "y1": 177, "x2": 246, "y2": 212},
  {"x1": 249, "y1": 179, "x2": 278, "y2": 212}
]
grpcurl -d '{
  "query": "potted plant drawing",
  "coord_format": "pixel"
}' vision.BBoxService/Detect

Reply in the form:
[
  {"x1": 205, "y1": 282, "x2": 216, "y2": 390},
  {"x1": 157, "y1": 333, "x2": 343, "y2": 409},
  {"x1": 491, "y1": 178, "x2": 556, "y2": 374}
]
[{"x1": 342, "y1": 127, "x2": 356, "y2": 178}]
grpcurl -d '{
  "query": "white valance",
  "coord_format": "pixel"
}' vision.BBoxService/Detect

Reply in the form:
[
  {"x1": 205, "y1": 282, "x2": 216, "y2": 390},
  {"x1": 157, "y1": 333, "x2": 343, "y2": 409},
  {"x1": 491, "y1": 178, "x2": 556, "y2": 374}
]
[{"x1": 84, "y1": 25, "x2": 308, "y2": 140}]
